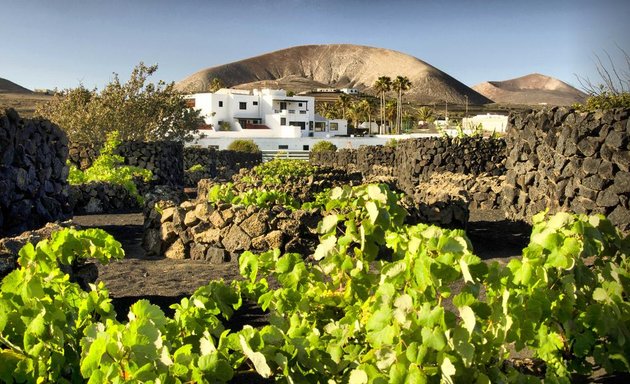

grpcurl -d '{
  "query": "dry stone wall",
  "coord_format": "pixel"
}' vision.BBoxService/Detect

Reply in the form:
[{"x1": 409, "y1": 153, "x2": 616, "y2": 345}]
[
  {"x1": 68, "y1": 141, "x2": 184, "y2": 185},
  {"x1": 502, "y1": 107, "x2": 630, "y2": 231},
  {"x1": 69, "y1": 183, "x2": 140, "y2": 214},
  {"x1": 0, "y1": 109, "x2": 71, "y2": 236},
  {"x1": 184, "y1": 147, "x2": 262, "y2": 186},
  {"x1": 143, "y1": 200, "x2": 319, "y2": 260}
]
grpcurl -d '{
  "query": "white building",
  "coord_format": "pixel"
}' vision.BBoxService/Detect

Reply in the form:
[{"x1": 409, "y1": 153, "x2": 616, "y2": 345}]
[
  {"x1": 186, "y1": 89, "x2": 347, "y2": 141},
  {"x1": 462, "y1": 114, "x2": 508, "y2": 133}
]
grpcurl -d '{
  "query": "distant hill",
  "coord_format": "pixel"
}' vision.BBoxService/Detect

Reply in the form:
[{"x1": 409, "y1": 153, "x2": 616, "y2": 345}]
[
  {"x1": 0, "y1": 78, "x2": 32, "y2": 94},
  {"x1": 175, "y1": 44, "x2": 492, "y2": 105},
  {"x1": 472, "y1": 73, "x2": 587, "y2": 106}
]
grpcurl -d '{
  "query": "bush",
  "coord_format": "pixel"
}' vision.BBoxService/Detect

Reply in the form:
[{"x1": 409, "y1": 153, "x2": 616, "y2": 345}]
[
  {"x1": 311, "y1": 140, "x2": 337, "y2": 153},
  {"x1": 36, "y1": 63, "x2": 203, "y2": 143},
  {"x1": 227, "y1": 139, "x2": 260, "y2": 153},
  {"x1": 574, "y1": 92, "x2": 630, "y2": 111}
]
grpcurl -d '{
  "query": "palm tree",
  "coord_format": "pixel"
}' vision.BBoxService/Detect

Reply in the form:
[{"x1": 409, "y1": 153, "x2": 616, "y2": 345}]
[
  {"x1": 316, "y1": 102, "x2": 340, "y2": 119},
  {"x1": 373, "y1": 76, "x2": 391, "y2": 134},
  {"x1": 392, "y1": 76, "x2": 412, "y2": 134},
  {"x1": 417, "y1": 106, "x2": 435, "y2": 123},
  {"x1": 384, "y1": 99, "x2": 397, "y2": 130},
  {"x1": 208, "y1": 77, "x2": 224, "y2": 92},
  {"x1": 336, "y1": 94, "x2": 352, "y2": 120}
]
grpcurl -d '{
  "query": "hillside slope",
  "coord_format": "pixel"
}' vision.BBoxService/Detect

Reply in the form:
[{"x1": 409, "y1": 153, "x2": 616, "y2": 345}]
[
  {"x1": 473, "y1": 73, "x2": 587, "y2": 106},
  {"x1": 0, "y1": 78, "x2": 32, "y2": 94},
  {"x1": 176, "y1": 44, "x2": 492, "y2": 105}
]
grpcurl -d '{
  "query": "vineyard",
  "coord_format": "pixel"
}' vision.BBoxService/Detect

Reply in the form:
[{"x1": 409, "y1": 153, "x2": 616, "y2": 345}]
[{"x1": 1, "y1": 178, "x2": 629, "y2": 383}]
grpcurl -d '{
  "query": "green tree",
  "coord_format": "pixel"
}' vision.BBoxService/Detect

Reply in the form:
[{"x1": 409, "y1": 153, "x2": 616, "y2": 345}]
[
  {"x1": 37, "y1": 63, "x2": 203, "y2": 143},
  {"x1": 373, "y1": 76, "x2": 391, "y2": 134},
  {"x1": 208, "y1": 77, "x2": 224, "y2": 92},
  {"x1": 335, "y1": 93, "x2": 352, "y2": 120},
  {"x1": 316, "y1": 101, "x2": 340, "y2": 119},
  {"x1": 384, "y1": 98, "x2": 397, "y2": 131},
  {"x1": 417, "y1": 106, "x2": 435, "y2": 123},
  {"x1": 392, "y1": 76, "x2": 412, "y2": 134}
]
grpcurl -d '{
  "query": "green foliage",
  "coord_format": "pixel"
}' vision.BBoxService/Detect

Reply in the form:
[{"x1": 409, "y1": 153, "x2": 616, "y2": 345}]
[
  {"x1": 227, "y1": 139, "x2": 260, "y2": 153},
  {"x1": 207, "y1": 183, "x2": 300, "y2": 210},
  {"x1": 36, "y1": 62, "x2": 203, "y2": 143},
  {"x1": 186, "y1": 163, "x2": 204, "y2": 172},
  {"x1": 0, "y1": 228, "x2": 123, "y2": 383},
  {"x1": 243, "y1": 158, "x2": 317, "y2": 186},
  {"x1": 385, "y1": 138, "x2": 398, "y2": 147},
  {"x1": 573, "y1": 92, "x2": 630, "y2": 111},
  {"x1": 311, "y1": 140, "x2": 338, "y2": 153},
  {"x1": 68, "y1": 131, "x2": 152, "y2": 204},
  {"x1": 2, "y1": 186, "x2": 629, "y2": 383}
]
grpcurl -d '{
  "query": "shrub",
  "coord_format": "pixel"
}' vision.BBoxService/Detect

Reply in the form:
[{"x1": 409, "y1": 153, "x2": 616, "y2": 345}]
[
  {"x1": 36, "y1": 62, "x2": 203, "y2": 143},
  {"x1": 574, "y1": 92, "x2": 630, "y2": 111},
  {"x1": 227, "y1": 139, "x2": 260, "y2": 153},
  {"x1": 311, "y1": 140, "x2": 337, "y2": 153}
]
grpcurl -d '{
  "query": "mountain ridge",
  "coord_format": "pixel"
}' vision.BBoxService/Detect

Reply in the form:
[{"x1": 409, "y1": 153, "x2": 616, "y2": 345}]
[
  {"x1": 473, "y1": 73, "x2": 587, "y2": 106},
  {"x1": 175, "y1": 44, "x2": 493, "y2": 105},
  {"x1": 0, "y1": 78, "x2": 32, "y2": 94}
]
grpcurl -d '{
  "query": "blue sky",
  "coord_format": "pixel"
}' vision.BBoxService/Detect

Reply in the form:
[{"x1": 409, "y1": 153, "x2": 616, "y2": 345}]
[{"x1": 1, "y1": 0, "x2": 628, "y2": 91}]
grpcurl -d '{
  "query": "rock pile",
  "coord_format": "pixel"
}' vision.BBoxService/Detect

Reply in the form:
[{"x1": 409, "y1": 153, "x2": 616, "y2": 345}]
[
  {"x1": 143, "y1": 199, "x2": 319, "y2": 260},
  {"x1": 502, "y1": 107, "x2": 630, "y2": 231},
  {"x1": 0, "y1": 109, "x2": 71, "y2": 236}
]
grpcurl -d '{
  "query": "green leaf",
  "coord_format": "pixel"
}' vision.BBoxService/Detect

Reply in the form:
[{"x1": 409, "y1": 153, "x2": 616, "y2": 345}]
[
  {"x1": 592, "y1": 287, "x2": 608, "y2": 302},
  {"x1": 197, "y1": 351, "x2": 233, "y2": 381},
  {"x1": 459, "y1": 306, "x2": 476, "y2": 334},
  {"x1": 320, "y1": 214, "x2": 340, "y2": 234},
  {"x1": 349, "y1": 368, "x2": 368, "y2": 384},
  {"x1": 365, "y1": 201, "x2": 380, "y2": 225},
  {"x1": 239, "y1": 333, "x2": 272, "y2": 378},
  {"x1": 314, "y1": 235, "x2": 337, "y2": 261}
]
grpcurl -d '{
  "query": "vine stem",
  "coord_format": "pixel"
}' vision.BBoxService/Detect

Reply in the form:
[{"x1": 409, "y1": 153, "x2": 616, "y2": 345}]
[{"x1": 0, "y1": 334, "x2": 27, "y2": 356}]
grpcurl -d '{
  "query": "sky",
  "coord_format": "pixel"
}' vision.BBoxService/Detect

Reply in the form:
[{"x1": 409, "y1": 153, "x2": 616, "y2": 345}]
[{"x1": 1, "y1": 0, "x2": 629, "y2": 91}]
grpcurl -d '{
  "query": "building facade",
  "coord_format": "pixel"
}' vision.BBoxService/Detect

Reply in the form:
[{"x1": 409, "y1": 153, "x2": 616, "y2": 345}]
[{"x1": 186, "y1": 88, "x2": 347, "y2": 139}]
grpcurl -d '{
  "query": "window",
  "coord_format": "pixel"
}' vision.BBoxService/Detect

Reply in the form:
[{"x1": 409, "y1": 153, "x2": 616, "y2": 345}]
[
  {"x1": 185, "y1": 98, "x2": 196, "y2": 108},
  {"x1": 330, "y1": 122, "x2": 339, "y2": 131},
  {"x1": 218, "y1": 101, "x2": 223, "y2": 107},
  {"x1": 280, "y1": 102, "x2": 287, "y2": 110},
  {"x1": 315, "y1": 122, "x2": 325, "y2": 132},
  {"x1": 239, "y1": 102, "x2": 247, "y2": 110},
  {"x1": 279, "y1": 145, "x2": 289, "y2": 150},
  {"x1": 253, "y1": 101, "x2": 258, "y2": 106},
  {"x1": 303, "y1": 145, "x2": 309, "y2": 150},
  {"x1": 298, "y1": 103, "x2": 303, "y2": 107},
  {"x1": 280, "y1": 117, "x2": 286, "y2": 125}
]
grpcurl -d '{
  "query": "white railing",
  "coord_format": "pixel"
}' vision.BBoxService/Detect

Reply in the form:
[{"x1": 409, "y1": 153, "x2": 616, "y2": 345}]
[{"x1": 261, "y1": 150, "x2": 310, "y2": 162}]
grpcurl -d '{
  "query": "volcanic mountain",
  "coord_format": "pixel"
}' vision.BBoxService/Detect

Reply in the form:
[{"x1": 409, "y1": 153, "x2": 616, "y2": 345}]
[
  {"x1": 0, "y1": 78, "x2": 32, "y2": 94},
  {"x1": 175, "y1": 44, "x2": 492, "y2": 105},
  {"x1": 473, "y1": 74, "x2": 587, "y2": 106}
]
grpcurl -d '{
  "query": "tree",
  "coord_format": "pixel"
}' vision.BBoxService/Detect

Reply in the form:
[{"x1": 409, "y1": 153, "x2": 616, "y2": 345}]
[
  {"x1": 357, "y1": 99, "x2": 376, "y2": 133},
  {"x1": 208, "y1": 77, "x2": 224, "y2": 92},
  {"x1": 417, "y1": 106, "x2": 435, "y2": 123},
  {"x1": 384, "y1": 99, "x2": 397, "y2": 130},
  {"x1": 37, "y1": 63, "x2": 203, "y2": 143},
  {"x1": 392, "y1": 76, "x2": 412, "y2": 134},
  {"x1": 336, "y1": 94, "x2": 352, "y2": 120},
  {"x1": 227, "y1": 139, "x2": 260, "y2": 153},
  {"x1": 373, "y1": 76, "x2": 392, "y2": 134},
  {"x1": 316, "y1": 102, "x2": 340, "y2": 119}
]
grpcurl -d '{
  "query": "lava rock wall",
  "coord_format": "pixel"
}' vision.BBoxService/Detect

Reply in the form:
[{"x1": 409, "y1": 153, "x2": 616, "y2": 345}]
[
  {"x1": 502, "y1": 107, "x2": 630, "y2": 231},
  {"x1": 68, "y1": 141, "x2": 184, "y2": 185},
  {"x1": 183, "y1": 147, "x2": 262, "y2": 186},
  {"x1": 0, "y1": 109, "x2": 71, "y2": 236}
]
